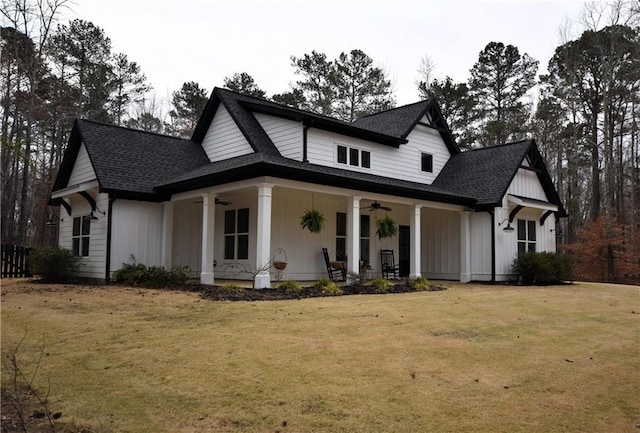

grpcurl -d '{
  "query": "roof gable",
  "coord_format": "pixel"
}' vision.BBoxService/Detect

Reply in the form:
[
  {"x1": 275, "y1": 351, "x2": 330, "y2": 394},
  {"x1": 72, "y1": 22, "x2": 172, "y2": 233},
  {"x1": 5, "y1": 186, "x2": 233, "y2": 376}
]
[
  {"x1": 53, "y1": 119, "x2": 210, "y2": 200},
  {"x1": 432, "y1": 140, "x2": 566, "y2": 216},
  {"x1": 353, "y1": 99, "x2": 460, "y2": 155}
]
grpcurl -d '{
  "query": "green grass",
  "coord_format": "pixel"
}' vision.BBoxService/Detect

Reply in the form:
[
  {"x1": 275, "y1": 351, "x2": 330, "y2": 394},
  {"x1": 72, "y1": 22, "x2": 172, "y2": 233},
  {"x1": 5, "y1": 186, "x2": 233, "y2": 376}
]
[{"x1": 1, "y1": 280, "x2": 639, "y2": 432}]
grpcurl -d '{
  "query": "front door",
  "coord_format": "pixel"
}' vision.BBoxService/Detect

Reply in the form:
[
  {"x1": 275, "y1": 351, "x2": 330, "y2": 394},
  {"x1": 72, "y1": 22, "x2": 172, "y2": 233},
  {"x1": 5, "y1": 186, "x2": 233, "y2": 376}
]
[{"x1": 399, "y1": 225, "x2": 410, "y2": 277}]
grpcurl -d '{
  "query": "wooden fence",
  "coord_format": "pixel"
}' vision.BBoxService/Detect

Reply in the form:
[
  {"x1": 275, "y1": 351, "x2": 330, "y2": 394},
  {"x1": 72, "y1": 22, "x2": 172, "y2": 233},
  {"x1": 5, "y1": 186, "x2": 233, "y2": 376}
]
[{"x1": 1, "y1": 244, "x2": 32, "y2": 278}]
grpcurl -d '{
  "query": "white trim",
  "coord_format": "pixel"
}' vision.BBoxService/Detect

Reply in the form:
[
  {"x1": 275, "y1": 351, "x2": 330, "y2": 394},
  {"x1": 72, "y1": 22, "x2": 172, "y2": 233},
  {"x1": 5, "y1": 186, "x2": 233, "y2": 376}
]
[
  {"x1": 51, "y1": 180, "x2": 99, "y2": 199},
  {"x1": 200, "y1": 193, "x2": 216, "y2": 285},
  {"x1": 507, "y1": 194, "x2": 557, "y2": 212}
]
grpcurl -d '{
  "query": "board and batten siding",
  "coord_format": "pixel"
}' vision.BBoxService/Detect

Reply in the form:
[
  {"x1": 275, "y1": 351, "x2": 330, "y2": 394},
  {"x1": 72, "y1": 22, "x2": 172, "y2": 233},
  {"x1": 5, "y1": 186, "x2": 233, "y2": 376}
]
[
  {"x1": 254, "y1": 113, "x2": 303, "y2": 160},
  {"x1": 171, "y1": 201, "x2": 203, "y2": 273},
  {"x1": 109, "y1": 200, "x2": 163, "y2": 275},
  {"x1": 57, "y1": 192, "x2": 108, "y2": 279},
  {"x1": 421, "y1": 208, "x2": 460, "y2": 279},
  {"x1": 507, "y1": 168, "x2": 548, "y2": 200},
  {"x1": 306, "y1": 117, "x2": 451, "y2": 184},
  {"x1": 201, "y1": 105, "x2": 254, "y2": 162},
  {"x1": 469, "y1": 211, "x2": 492, "y2": 281},
  {"x1": 68, "y1": 143, "x2": 96, "y2": 185}
]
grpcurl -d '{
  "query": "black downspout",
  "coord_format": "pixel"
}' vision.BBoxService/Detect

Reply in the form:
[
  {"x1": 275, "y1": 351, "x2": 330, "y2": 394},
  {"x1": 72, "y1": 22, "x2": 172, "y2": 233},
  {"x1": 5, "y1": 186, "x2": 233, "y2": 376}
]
[
  {"x1": 303, "y1": 124, "x2": 310, "y2": 162},
  {"x1": 105, "y1": 195, "x2": 117, "y2": 282},
  {"x1": 489, "y1": 209, "x2": 496, "y2": 283}
]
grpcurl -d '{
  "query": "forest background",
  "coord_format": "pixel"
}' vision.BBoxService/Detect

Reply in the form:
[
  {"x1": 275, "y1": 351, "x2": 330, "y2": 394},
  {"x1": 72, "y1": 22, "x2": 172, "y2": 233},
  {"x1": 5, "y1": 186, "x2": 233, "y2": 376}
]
[{"x1": 1, "y1": 0, "x2": 638, "y2": 283}]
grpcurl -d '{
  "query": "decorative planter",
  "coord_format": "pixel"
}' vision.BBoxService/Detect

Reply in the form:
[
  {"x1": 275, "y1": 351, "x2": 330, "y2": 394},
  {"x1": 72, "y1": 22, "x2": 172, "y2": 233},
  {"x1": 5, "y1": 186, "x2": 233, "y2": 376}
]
[
  {"x1": 376, "y1": 216, "x2": 398, "y2": 239},
  {"x1": 300, "y1": 209, "x2": 325, "y2": 234},
  {"x1": 273, "y1": 261, "x2": 287, "y2": 271}
]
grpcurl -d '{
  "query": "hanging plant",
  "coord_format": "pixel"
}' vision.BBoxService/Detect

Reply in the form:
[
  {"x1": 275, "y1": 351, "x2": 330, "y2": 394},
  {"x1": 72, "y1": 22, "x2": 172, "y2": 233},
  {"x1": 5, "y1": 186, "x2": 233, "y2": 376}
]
[
  {"x1": 300, "y1": 209, "x2": 325, "y2": 234},
  {"x1": 376, "y1": 215, "x2": 398, "y2": 239}
]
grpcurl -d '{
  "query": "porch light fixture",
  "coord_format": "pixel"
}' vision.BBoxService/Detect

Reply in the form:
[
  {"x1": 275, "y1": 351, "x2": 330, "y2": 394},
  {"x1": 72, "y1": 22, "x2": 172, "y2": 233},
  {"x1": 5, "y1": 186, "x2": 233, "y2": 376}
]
[
  {"x1": 498, "y1": 218, "x2": 515, "y2": 233},
  {"x1": 86, "y1": 207, "x2": 106, "y2": 221}
]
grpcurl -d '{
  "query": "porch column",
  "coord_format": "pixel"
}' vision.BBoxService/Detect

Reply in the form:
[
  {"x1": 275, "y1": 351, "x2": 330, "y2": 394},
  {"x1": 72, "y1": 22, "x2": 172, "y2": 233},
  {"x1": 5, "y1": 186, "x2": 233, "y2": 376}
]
[
  {"x1": 410, "y1": 204, "x2": 422, "y2": 278},
  {"x1": 255, "y1": 183, "x2": 274, "y2": 289},
  {"x1": 200, "y1": 193, "x2": 216, "y2": 285},
  {"x1": 161, "y1": 202, "x2": 174, "y2": 269},
  {"x1": 460, "y1": 210, "x2": 472, "y2": 283},
  {"x1": 346, "y1": 196, "x2": 361, "y2": 278}
]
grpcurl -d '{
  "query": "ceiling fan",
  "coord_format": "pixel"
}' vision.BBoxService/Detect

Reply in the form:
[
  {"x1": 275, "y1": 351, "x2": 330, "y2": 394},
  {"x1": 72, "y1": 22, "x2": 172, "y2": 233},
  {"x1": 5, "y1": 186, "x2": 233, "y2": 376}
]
[
  {"x1": 193, "y1": 198, "x2": 232, "y2": 205},
  {"x1": 367, "y1": 201, "x2": 392, "y2": 212}
]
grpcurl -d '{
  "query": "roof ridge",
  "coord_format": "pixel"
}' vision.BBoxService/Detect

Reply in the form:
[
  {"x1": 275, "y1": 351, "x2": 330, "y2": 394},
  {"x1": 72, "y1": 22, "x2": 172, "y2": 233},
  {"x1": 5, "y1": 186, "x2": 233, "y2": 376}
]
[
  {"x1": 356, "y1": 99, "x2": 432, "y2": 120},
  {"x1": 76, "y1": 118, "x2": 192, "y2": 142},
  {"x1": 461, "y1": 139, "x2": 532, "y2": 154}
]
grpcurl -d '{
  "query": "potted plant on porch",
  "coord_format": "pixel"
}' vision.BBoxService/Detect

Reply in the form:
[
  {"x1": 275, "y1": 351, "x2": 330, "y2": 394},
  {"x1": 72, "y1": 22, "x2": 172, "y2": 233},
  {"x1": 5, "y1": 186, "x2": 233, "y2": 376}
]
[
  {"x1": 376, "y1": 215, "x2": 398, "y2": 239},
  {"x1": 300, "y1": 209, "x2": 325, "y2": 234}
]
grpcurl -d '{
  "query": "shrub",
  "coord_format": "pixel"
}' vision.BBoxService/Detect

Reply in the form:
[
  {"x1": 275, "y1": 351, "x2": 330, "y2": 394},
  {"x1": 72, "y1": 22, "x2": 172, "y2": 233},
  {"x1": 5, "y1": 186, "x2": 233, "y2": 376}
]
[
  {"x1": 313, "y1": 278, "x2": 342, "y2": 296},
  {"x1": 112, "y1": 257, "x2": 194, "y2": 288},
  {"x1": 512, "y1": 252, "x2": 572, "y2": 285},
  {"x1": 370, "y1": 278, "x2": 391, "y2": 293},
  {"x1": 29, "y1": 246, "x2": 79, "y2": 283},
  {"x1": 221, "y1": 283, "x2": 244, "y2": 293},
  {"x1": 410, "y1": 276, "x2": 430, "y2": 291},
  {"x1": 276, "y1": 280, "x2": 302, "y2": 293}
]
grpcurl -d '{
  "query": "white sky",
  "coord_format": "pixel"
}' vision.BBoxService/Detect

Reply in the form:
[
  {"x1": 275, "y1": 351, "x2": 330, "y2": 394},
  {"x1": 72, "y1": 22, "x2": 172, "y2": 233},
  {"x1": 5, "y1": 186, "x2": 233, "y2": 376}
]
[{"x1": 65, "y1": 0, "x2": 587, "y2": 108}]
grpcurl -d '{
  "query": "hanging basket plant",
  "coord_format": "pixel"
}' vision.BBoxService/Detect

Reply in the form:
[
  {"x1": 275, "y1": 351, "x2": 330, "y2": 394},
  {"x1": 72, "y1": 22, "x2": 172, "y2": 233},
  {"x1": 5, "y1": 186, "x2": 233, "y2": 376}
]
[
  {"x1": 376, "y1": 215, "x2": 398, "y2": 239},
  {"x1": 300, "y1": 209, "x2": 325, "y2": 234}
]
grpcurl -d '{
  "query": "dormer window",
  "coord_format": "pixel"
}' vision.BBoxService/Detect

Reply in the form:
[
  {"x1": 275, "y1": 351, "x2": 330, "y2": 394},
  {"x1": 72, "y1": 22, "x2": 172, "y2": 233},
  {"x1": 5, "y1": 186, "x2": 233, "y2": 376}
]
[
  {"x1": 337, "y1": 144, "x2": 370, "y2": 169},
  {"x1": 421, "y1": 153, "x2": 433, "y2": 173}
]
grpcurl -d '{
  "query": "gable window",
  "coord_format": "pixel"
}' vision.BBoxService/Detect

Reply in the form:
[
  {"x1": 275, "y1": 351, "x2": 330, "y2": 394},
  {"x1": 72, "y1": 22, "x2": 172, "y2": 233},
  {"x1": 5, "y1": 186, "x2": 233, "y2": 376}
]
[
  {"x1": 336, "y1": 212, "x2": 346, "y2": 261},
  {"x1": 517, "y1": 219, "x2": 536, "y2": 254},
  {"x1": 72, "y1": 216, "x2": 91, "y2": 257},
  {"x1": 336, "y1": 145, "x2": 370, "y2": 169},
  {"x1": 421, "y1": 153, "x2": 433, "y2": 173},
  {"x1": 224, "y1": 208, "x2": 249, "y2": 260}
]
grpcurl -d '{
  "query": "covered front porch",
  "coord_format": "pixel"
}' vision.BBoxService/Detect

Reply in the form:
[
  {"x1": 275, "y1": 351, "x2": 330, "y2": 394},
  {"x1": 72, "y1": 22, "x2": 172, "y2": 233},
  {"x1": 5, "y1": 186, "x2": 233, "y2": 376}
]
[{"x1": 161, "y1": 176, "x2": 473, "y2": 288}]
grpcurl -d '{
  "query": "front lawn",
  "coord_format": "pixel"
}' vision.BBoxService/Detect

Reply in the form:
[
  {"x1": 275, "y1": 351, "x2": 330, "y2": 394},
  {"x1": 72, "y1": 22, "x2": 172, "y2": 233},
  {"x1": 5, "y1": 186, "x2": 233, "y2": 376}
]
[{"x1": 1, "y1": 280, "x2": 638, "y2": 432}]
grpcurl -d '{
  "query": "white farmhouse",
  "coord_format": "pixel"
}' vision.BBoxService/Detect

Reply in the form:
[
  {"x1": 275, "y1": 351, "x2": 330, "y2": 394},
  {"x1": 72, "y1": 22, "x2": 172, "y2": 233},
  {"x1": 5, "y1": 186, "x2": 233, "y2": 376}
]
[{"x1": 50, "y1": 88, "x2": 566, "y2": 287}]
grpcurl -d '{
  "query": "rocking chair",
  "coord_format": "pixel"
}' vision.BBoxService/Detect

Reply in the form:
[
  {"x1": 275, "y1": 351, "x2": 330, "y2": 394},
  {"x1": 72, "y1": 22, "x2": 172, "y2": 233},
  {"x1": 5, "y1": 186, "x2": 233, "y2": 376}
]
[{"x1": 322, "y1": 248, "x2": 346, "y2": 282}]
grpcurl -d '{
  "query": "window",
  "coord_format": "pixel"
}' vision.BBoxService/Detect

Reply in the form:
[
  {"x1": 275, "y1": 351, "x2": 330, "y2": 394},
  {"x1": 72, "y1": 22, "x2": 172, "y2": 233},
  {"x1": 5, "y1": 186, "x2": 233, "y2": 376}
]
[
  {"x1": 517, "y1": 219, "x2": 536, "y2": 254},
  {"x1": 360, "y1": 214, "x2": 370, "y2": 265},
  {"x1": 224, "y1": 208, "x2": 249, "y2": 260},
  {"x1": 337, "y1": 145, "x2": 347, "y2": 164},
  {"x1": 421, "y1": 153, "x2": 433, "y2": 173},
  {"x1": 336, "y1": 145, "x2": 370, "y2": 169},
  {"x1": 72, "y1": 216, "x2": 91, "y2": 257},
  {"x1": 336, "y1": 212, "x2": 346, "y2": 261},
  {"x1": 361, "y1": 151, "x2": 371, "y2": 168}
]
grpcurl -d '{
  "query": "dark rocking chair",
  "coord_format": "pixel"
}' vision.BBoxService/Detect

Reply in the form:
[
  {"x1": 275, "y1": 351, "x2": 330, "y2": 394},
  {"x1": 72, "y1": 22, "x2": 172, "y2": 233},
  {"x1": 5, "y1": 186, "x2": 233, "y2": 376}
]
[
  {"x1": 380, "y1": 249, "x2": 400, "y2": 279},
  {"x1": 322, "y1": 248, "x2": 346, "y2": 282}
]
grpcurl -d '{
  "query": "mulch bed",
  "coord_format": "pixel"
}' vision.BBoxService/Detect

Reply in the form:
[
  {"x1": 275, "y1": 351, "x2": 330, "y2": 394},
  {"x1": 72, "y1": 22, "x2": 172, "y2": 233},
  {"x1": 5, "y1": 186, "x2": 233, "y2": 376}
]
[{"x1": 200, "y1": 282, "x2": 446, "y2": 302}]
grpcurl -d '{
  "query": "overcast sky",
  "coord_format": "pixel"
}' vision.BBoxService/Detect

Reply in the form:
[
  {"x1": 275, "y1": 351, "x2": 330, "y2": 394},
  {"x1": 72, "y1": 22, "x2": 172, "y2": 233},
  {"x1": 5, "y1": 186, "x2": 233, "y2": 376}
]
[{"x1": 66, "y1": 0, "x2": 587, "y2": 108}]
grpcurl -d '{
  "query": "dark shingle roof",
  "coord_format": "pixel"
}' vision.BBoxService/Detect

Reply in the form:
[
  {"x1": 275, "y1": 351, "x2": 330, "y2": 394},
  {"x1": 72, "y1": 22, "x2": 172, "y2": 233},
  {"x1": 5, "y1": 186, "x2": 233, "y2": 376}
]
[
  {"x1": 432, "y1": 141, "x2": 531, "y2": 206},
  {"x1": 53, "y1": 120, "x2": 210, "y2": 200},
  {"x1": 352, "y1": 100, "x2": 431, "y2": 138},
  {"x1": 156, "y1": 152, "x2": 476, "y2": 206},
  {"x1": 432, "y1": 139, "x2": 566, "y2": 217}
]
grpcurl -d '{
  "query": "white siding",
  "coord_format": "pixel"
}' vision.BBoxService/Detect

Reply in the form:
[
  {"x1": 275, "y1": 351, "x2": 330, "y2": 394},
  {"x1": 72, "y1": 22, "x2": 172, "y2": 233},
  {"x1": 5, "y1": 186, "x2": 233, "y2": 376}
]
[
  {"x1": 68, "y1": 143, "x2": 96, "y2": 185},
  {"x1": 201, "y1": 105, "x2": 254, "y2": 162},
  {"x1": 109, "y1": 200, "x2": 163, "y2": 274},
  {"x1": 172, "y1": 200, "x2": 203, "y2": 272},
  {"x1": 306, "y1": 118, "x2": 451, "y2": 184},
  {"x1": 254, "y1": 113, "x2": 303, "y2": 160},
  {"x1": 421, "y1": 208, "x2": 460, "y2": 279},
  {"x1": 470, "y1": 211, "x2": 492, "y2": 281},
  {"x1": 58, "y1": 192, "x2": 108, "y2": 279},
  {"x1": 507, "y1": 168, "x2": 547, "y2": 201}
]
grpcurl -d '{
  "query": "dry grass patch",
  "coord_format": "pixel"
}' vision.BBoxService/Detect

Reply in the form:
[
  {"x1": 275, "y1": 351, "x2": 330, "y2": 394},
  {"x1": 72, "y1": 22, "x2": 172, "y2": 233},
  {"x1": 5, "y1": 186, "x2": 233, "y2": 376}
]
[{"x1": 1, "y1": 279, "x2": 639, "y2": 432}]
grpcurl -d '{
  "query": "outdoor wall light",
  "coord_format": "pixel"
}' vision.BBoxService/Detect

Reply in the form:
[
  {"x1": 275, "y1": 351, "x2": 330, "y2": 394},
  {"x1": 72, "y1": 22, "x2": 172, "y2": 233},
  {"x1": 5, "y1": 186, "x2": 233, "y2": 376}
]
[
  {"x1": 45, "y1": 212, "x2": 62, "y2": 227},
  {"x1": 498, "y1": 218, "x2": 515, "y2": 233},
  {"x1": 87, "y1": 207, "x2": 106, "y2": 221}
]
